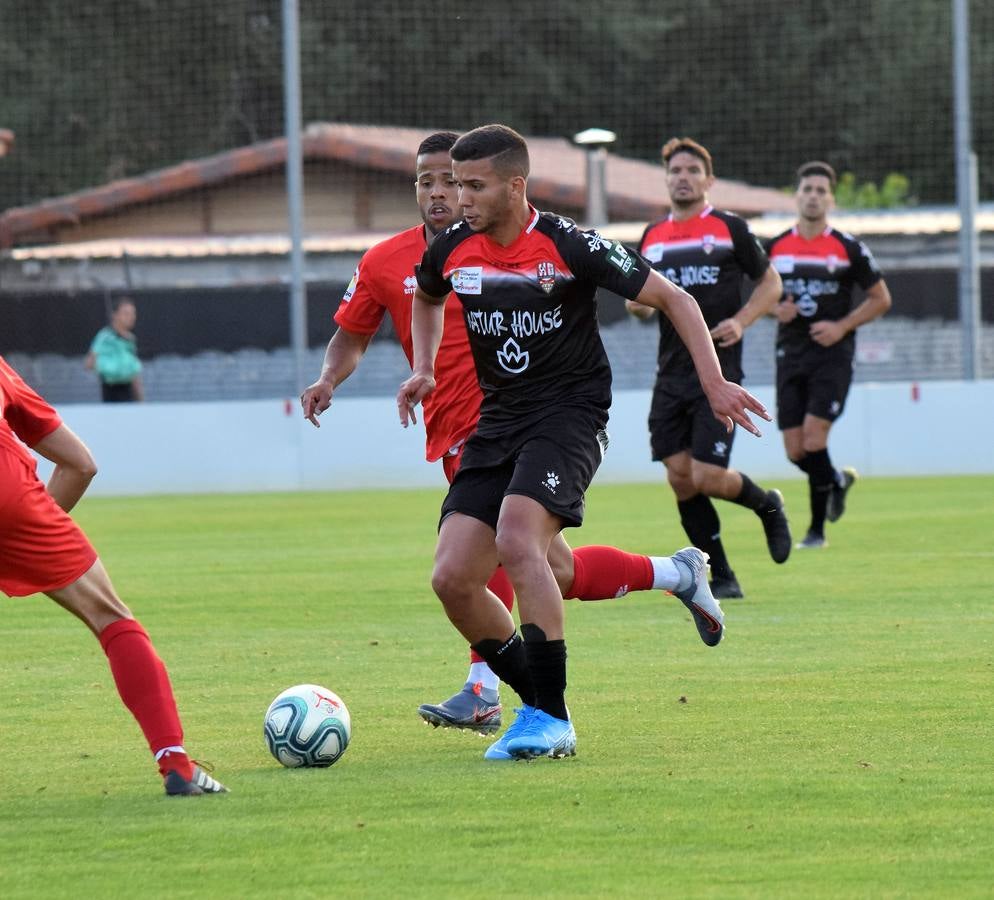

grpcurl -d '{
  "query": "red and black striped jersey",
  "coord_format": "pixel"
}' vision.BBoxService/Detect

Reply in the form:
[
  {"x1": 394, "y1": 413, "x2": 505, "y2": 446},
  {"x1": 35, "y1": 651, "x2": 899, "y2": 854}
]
[
  {"x1": 639, "y1": 206, "x2": 769, "y2": 381},
  {"x1": 764, "y1": 226, "x2": 882, "y2": 359},
  {"x1": 417, "y1": 207, "x2": 651, "y2": 428}
]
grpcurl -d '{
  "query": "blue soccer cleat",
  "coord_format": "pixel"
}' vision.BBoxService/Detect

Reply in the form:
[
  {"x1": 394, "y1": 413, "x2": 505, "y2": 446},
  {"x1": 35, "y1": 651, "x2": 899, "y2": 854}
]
[
  {"x1": 505, "y1": 708, "x2": 576, "y2": 760},
  {"x1": 483, "y1": 705, "x2": 536, "y2": 760},
  {"x1": 672, "y1": 547, "x2": 725, "y2": 647}
]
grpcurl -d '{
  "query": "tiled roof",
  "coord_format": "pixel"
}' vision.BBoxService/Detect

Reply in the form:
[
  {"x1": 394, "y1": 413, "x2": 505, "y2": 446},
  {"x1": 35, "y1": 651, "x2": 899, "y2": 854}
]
[{"x1": 0, "y1": 122, "x2": 795, "y2": 246}]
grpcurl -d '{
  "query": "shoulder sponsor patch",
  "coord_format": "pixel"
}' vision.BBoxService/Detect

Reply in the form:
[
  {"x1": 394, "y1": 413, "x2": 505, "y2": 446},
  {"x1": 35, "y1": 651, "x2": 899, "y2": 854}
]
[
  {"x1": 342, "y1": 267, "x2": 359, "y2": 302},
  {"x1": 606, "y1": 240, "x2": 635, "y2": 274}
]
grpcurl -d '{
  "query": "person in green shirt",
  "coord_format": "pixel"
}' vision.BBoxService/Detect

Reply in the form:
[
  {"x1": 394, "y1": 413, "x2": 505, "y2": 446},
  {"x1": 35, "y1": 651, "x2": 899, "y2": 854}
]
[{"x1": 85, "y1": 298, "x2": 144, "y2": 402}]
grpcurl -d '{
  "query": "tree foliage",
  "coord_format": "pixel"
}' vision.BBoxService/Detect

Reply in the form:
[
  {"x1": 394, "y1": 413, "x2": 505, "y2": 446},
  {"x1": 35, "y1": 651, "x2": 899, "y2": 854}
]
[{"x1": 0, "y1": 0, "x2": 990, "y2": 213}]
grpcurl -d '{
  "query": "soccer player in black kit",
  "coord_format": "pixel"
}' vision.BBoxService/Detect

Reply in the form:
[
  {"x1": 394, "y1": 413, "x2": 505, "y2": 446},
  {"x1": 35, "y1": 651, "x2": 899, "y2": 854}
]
[
  {"x1": 630, "y1": 137, "x2": 792, "y2": 600},
  {"x1": 765, "y1": 162, "x2": 892, "y2": 548},
  {"x1": 397, "y1": 125, "x2": 770, "y2": 761}
]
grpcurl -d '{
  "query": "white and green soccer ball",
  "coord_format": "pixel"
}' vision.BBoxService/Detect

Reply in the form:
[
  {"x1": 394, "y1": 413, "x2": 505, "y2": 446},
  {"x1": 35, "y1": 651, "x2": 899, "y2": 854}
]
[{"x1": 264, "y1": 684, "x2": 351, "y2": 768}]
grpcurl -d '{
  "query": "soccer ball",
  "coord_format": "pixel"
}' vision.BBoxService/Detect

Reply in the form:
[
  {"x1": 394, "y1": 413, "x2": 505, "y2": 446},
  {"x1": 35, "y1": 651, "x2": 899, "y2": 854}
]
[{"x1": 263, "y1": 684, "x2": 352, "y2": 768}]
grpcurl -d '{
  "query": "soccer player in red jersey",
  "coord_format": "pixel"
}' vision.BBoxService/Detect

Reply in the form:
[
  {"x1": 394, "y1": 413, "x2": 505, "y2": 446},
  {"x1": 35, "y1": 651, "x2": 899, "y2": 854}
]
[
  {"x1": 398, "y1": 125, "x2": 769, "y2": 760},
  {"x1": 0, "y1": 356, "x2": 226, "y2": 796},
  {"x1": 765, "y1": 162, "x2": 892, "y2": 548},
  {"x1": 630, "y1": 137, "x2": 792, "y2": 601},
  {"x1": 302, "y1": 132, "x2": 736, "y2": 741}
]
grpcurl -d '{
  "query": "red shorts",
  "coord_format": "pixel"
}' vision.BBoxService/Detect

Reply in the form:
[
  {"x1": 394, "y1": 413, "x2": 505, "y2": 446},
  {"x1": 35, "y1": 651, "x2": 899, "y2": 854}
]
[{"x1": 0, "y1": 458, "x2": 97, "y2": 597}]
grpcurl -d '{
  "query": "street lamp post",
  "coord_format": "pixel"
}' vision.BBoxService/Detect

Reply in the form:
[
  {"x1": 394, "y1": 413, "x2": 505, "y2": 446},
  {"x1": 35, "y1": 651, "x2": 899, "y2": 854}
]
[{"x1": 573, "y1": 128, "x2": 617, "y2": 228}]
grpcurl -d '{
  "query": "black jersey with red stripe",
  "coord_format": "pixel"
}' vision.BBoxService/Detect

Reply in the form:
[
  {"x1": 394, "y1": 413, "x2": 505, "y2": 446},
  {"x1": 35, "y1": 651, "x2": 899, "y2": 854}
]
[
  {"x1": 639, "y1": 206, "x2": 769, "y2": 382},
  {"x1": 417, "y1": 208, "x2": 651, "y2": 428},
  {"x1": 765, "y1": 226, "x2": 882, "y2": 361}
]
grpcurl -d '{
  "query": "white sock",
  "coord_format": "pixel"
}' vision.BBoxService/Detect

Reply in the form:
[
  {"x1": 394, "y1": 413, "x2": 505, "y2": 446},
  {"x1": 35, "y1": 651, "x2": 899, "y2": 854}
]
[
  {"x1": 154, "y1": 745, "x2": 186, "y2": 761},
  {"x1": 650, "y1": 556, "x2": 686, "y2": 592},
  {"x1": 467, "y1": 661, "x2": 500, "y2": 693}
]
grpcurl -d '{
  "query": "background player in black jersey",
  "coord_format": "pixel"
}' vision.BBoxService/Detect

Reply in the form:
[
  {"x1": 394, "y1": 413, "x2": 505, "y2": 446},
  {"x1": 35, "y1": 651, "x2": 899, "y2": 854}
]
[
  {"x1": 628, "y1": 137, "x2": 791, "y2": 600},
  {"x1": 766, "y1": 162, "x2": 892, "y2": 548},
  {"x1": 397, "y1": 124, "x2": 770, "y2": 761}
]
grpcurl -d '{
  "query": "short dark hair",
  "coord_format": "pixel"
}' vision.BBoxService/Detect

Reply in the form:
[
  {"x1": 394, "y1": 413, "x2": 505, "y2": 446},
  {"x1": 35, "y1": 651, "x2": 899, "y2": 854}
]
[
  {"x1": 661, "y1": 137, "x2": 713, "y2": 176},
  {"x1": 451, "y1": 124, "x2": 529, "y2": 178},
  {"x1": 796, "y1": 161, "x2": 837, "y2": 190},
  {"x1": 417, "y1": 131, "x2": 459, "y2": 157},
  {"x1": 111, "y1": 296, "x2": 135, "y2": 312}
]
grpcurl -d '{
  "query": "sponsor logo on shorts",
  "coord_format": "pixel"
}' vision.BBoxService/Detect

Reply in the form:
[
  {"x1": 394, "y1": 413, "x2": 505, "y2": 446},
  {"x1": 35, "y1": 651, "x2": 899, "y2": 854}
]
[
  {"x1": 542, "y1": 471, "x2": 561, "y2": 493},
  {"x1": 402, "y1": 275, "x2": 417, "y2": 296},
  {"x1": 713, "y1": 440, "x2": 728, "y2": 458}
]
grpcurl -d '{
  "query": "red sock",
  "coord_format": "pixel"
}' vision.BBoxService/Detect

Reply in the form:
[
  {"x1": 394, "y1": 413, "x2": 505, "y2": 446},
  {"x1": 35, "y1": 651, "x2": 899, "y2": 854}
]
[
  {"x1": 98, "y1": 618, "x2": 185, "y2": 764},
  {"x1": 156, "y1": 750, "x2": 194, "y2": 780},
  {"x1": 565, "y1": 546, "x2": 654, "y2": 600},
  {"x1": 470, "y1": 567, "x2": 516, "y2": 664}
]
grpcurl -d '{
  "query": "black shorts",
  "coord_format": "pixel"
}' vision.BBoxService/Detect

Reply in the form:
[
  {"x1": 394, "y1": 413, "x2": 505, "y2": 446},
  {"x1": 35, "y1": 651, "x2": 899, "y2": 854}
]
[
  {"x1": 101, "y1": 382, "x2": 135, "y2": 403},
  {"x1": 440, "y1": 406, "x2": 609, "y2": 530},
  {"x1": 648, "y1": 376, "x2": 735, "y2": 468},
  {"x1": 777, "y1": 355, "x2": 853, "y2": 430}
]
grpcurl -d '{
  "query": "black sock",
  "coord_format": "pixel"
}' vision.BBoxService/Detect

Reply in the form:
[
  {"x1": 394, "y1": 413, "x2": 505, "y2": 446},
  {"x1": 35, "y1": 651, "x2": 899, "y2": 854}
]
[
  {"x1": 805, "y1": 448, "x2": 836, "y2": 535},
  {"x1": 520, "y1": 623, "x2": 568, "y2": 721},
  {"x1": 471, "y1": 633, "x2": 535, "y2": 707},
  {"x1": 733, "y1": 473, "x2": 769, "y2": 513},
  {"x1": 677, "y1": 494, "x2": 734, "y2": 581}
]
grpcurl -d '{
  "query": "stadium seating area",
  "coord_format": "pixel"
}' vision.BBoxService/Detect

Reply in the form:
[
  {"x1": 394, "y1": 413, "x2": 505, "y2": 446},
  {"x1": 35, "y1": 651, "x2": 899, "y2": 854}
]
[{"x1": 8, "y1": 316, "x2": 993, "y2": 406}]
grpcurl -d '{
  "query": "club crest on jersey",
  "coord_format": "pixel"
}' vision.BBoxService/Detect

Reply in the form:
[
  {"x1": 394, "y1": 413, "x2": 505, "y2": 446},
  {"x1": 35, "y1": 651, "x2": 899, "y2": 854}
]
[
  {"x1": 826, "y1": 254, "x2": 839, "y2": 274},
  {"x1": 537, "y1": 261, "x2": 556, "y2": 294},
  {"x1": 701, "y1": 234, "x2": 716, "y2": 255},
  {"x1": 450, "y1": 266, "x2": 483, "y2": 295}
]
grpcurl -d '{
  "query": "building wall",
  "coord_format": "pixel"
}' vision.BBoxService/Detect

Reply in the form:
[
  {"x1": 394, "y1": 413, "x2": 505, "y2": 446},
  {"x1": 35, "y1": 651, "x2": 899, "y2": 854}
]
[{"x1": 44, "y1": 162, "x2": 425, "y2": 243}]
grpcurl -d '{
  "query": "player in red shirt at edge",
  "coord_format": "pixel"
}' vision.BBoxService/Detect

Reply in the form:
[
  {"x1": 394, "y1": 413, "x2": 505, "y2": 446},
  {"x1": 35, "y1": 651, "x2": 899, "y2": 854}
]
[
  {"x1": 301, "y1": 132, "x2": 730, "y2": 737},
  {"x1": 0, "y1": 357, "x2": 226, "y2": 796}
]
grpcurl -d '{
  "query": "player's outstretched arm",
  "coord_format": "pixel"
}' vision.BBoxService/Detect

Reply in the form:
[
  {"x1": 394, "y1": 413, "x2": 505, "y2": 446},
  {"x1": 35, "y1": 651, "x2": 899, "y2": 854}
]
[
  {"x1": 300, "y1": 328, "x2": 373, "y2": 427},
  {"x1": 32, "y1": 424, "x2": 98, "y2": 512},
  {"x1": 397, "y1": 289, "x2": 445, "y2": 427},
  {"x1": 634, "y1": 269, "x2": 770, "y2": 436}
]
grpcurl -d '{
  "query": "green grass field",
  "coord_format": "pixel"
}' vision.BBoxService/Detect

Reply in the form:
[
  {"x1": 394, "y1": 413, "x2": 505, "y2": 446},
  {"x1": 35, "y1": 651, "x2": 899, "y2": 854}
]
[{"x1": 1, "y1": 476, "x2": 992, "y2": 899}]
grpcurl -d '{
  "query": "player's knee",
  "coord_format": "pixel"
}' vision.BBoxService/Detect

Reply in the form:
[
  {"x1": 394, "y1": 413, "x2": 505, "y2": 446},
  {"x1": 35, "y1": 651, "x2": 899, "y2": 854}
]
[
  {"x1": 666, "y1": 469, "x2": 694, "y2": 495},
  {"x1": 690, "y1": 466, "x2": 722, "y2": 496},
  {"x1": 494, "y1": 528, "x2": 539, "y2": 575},
  {"x1": 431, "y1": 559, "x2": 472, "y2": 604}
]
